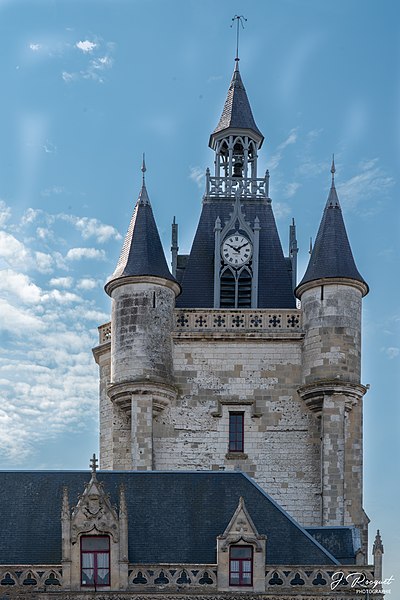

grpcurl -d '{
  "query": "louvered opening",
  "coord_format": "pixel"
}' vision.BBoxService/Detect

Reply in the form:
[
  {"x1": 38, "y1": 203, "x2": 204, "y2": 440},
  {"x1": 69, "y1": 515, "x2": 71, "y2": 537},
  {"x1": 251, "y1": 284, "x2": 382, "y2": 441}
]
[
  {"x1": 237, "y1": 269, "x2": 252, "y2": 308},
  {"x1": 220, "y1": 269, "x2": 236, "y2": 308}
]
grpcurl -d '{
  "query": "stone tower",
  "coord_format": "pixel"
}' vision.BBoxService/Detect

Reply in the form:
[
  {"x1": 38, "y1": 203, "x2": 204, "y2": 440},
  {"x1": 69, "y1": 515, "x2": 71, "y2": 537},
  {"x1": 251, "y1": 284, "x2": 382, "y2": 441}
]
[
  {"x1": 93, "y1": 160, "x2": 180, "y2": 470},
  {"x1": 296, "y1": 159, "x2": 369, "y2": 553},
  {"x1": 93, "y1": 59, "x2": 369, "y2": 557}
]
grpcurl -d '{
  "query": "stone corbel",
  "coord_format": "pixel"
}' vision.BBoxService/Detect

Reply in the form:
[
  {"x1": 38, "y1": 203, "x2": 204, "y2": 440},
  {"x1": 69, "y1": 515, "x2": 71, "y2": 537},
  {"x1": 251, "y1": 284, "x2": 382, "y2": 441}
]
[{"x1": 298, "y1": 380, "x2": 368, "y2": 416}]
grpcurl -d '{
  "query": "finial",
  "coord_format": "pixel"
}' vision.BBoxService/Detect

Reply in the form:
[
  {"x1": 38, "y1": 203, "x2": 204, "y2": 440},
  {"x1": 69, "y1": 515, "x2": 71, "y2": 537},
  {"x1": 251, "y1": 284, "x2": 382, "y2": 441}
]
[
  {"x1": 141, "y1": 153, "x2": 147, "y2": 185},
  {"x1": 90, "y1": 453, "x2": 98, "y2": 475},
  {"x1": 330, "y1": 154, "x2": 336, "y2": 187},
  {"x1": 231, "y1": 15, "x2": 247, "y2": 63}
]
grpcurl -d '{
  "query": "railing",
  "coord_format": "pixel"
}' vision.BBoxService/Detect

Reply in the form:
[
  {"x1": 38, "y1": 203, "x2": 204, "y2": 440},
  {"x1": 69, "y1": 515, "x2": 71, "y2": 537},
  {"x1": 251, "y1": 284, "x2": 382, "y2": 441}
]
[
  {"x1": 97, "y1": 309, "x2": 303, "y2": 344},
  {"x1": 0, "y1": 564, "x2": 379, "y2": 596},
  {"x1": 264, "y1": 566, "x2": 377, "y2": 592},
  {"x1": 128, "y1": 565, "x2": 217, "y2": 589},
  {"x1": 175, "y1": 309, "x2": 302, "y2": 332},
  {"x1": 0, "y1": 566, "x2": 62, "y2": 589},
  {"x1": 206, "y1": 174, "x2": 269, "y2": 199}
]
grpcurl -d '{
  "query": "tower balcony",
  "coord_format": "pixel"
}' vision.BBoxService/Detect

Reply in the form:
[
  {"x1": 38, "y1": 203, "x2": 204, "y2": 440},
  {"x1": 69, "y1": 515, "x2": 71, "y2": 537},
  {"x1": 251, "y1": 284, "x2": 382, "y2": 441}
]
[{"x1": 205, "y1": 172, "x2": 269, "y2": 199}]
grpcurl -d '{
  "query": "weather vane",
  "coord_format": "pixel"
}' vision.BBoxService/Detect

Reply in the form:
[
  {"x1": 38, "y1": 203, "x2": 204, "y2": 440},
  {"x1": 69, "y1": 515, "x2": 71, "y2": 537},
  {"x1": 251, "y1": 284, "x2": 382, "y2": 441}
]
[{"x1": 231, "y1": 15, "x2": 247, "y2": 61}]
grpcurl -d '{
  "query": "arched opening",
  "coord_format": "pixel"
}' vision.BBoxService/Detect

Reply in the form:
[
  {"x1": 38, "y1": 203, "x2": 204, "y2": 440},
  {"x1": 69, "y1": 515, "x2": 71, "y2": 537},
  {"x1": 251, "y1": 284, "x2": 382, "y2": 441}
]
[
  {"x1": 220, "y1": 267, "x2": 236, "y2": 308},
  {"x1": 237, "y1": 268, "x2": 252, "y2": 308},
  {"x1": 232, "y1": 138, "x2": 244, "y2": 178}
]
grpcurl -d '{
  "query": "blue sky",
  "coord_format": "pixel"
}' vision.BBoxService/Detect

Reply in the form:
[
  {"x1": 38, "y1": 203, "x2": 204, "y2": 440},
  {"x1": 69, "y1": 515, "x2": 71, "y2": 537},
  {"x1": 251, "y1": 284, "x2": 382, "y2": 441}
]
[{"x1": 0, "y1": 0, "x2": 398, "y2": 589}]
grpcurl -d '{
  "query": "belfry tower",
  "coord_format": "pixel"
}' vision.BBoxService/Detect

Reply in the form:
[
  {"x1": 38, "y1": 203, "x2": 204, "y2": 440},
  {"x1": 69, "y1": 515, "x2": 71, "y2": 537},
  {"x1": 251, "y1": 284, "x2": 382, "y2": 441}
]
[
  {"x1": 177, "y1": 57, "x2": 296, "y2": 309},
  {"x1": 93, "y1": 56, "x2": 370, "y2": 558}
]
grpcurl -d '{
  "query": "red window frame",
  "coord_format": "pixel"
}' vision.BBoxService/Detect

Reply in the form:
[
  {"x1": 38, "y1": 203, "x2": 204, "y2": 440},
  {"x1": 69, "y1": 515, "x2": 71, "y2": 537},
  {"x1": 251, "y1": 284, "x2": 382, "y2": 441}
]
[
  {"x1": 229, "y1": 412, "x2": 244, "y2": 452},
  {"x1": 229, "y1": 545, "x2": 253, "y2": 586},
  {"x1": 80, "y1": 535, "x2": 110, "y2": 587}
]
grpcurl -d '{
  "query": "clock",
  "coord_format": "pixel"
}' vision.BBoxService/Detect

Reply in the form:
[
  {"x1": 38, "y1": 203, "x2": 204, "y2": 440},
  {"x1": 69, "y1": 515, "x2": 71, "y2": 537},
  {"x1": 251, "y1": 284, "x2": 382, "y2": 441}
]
[{"x1": 221, "y1": 233, "x2": 253, "y2": 267}]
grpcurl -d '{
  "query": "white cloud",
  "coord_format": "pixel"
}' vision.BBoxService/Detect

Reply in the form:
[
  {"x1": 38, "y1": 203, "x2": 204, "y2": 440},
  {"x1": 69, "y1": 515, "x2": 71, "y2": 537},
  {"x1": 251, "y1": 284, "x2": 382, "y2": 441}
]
[
  {"x1": 0, "y1": 270, "x2": 41, "y2": 303},
  {"x1": 0, "y1": 200, "x2": 12, "y2": 226},
  {"x1": 66, "y1": 247, "x2": 106, "y2": 261},
  {"x1": 272, "y1": 201, "x2": 291, "y2": 220},
  {"x1": 282, "y1": 182, "x2": 301, "y2": 199},
  {"x1": 41, "y1": 185, "x2": 65, "y2": 197},
  {"x1": 383, "y1": 347, "x2": 399, "y2": 360},
  {"x1": 76, "y1": 40, "x2": 96, "y2": 53},
  {"x1": 77, "y1": 278, "x2": 99, "y2": 290},
  {"x1": 269, "y1": 128, "x2": 298, "y2": 170},
  {"x1": 29, "y1": 43, "x2": 41, "y2": 51},
  {"x1": 0, "y1": 298, "x2": 43, "y2": 333},
  {"x1": 0, "y1": 231, "x2": 31, "y2": 269},
  {"x1": 64, "y1": 215, "x2": 121, "y2": 243},
  {"x1": 62, "y1": 71, "x2": 76, "y2": 83},
  {"x1": 41, "y1": 289, "x2": 81, "y2": 304},
  {"x1": 49, "y1": 276, "x2": 73, "y2": 288},
  {"x1": 189, "y1": 166, "x2": 205, "y2": 189},
  {"x1": 35, "y1": 251, "x2": 54, "y2": 273},
  {"x1": 337, "y1": 158, "x2": 395, "y2": 211}
]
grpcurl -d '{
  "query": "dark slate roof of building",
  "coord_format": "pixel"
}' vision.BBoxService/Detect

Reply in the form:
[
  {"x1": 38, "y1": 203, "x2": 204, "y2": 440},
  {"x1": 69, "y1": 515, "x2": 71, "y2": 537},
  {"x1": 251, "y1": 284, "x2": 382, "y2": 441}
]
[
  {"x1": 0, "y1": 471, "x2": 339, "y2": 566},
  {"x1": 306, "y1": 527, "x2": 360, "y2": 565},
  {"x1": 105, "y1": 182, "x2": 177, "y2": 294},
  {"x1": 296, "y1": 183, "x2": 367, "y2": 294},
  {"x1": 176, "y1": 199, "x2": 296, "y2": 308},
  {"x1": 210, "y1": 61, "x2": 263, "y2": 143}
]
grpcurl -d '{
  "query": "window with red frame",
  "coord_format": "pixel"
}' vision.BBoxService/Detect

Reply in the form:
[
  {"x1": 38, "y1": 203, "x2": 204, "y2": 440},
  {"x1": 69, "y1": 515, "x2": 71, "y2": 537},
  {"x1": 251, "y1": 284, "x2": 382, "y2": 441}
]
[
  {"x1": 229, "y1": 545, "x2": 253, "y2": 586},
  {"x1": 229, "y1": 412, "x2": 244, "y2": 452},
  {"x1": 81, "y1": 536, "x2": 110, "y2": 587}
]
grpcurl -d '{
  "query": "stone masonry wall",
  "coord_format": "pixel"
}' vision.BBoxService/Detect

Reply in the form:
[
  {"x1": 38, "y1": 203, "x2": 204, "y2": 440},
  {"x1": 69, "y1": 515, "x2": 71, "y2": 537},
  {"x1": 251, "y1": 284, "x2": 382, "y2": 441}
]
[
  {"x1": 153, "y1": 335, "x2": 322, "y2": 526},
  {"x1": 301, "y1": 284, "x2": 362, "y2": 384}
]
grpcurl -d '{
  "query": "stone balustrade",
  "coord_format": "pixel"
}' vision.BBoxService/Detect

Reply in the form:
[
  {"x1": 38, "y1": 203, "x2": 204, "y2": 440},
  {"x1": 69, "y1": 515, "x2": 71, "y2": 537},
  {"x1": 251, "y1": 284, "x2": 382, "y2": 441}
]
[
  {"x1": 0, "y1": 566, "x2": 62, "y2": 589},
  {"x1": 206, "y1": 175, "x2": 269, "y2": 199},
  {"x1": 98, "y1": 309, "x2": 302, "y2": 344},
  {"x1": 174, "y1": 308, "x2": 302, "y2": 333},
  {"x1": 0, "y1": 564, "x2": 378, "y2": 596}
]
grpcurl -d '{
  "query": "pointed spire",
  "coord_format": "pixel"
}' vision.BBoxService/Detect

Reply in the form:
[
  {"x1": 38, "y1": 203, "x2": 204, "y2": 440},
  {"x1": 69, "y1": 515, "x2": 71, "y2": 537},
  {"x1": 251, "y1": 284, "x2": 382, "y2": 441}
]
[
  {"x1": 296, "y1": 161, "x2": 368, "y2": 297},
  {"x1": 141, "y1": 153, "x2": 146, "y2": 183},
  {"x1": 89, "y1": 453, "x2": 98, "y2": 480},
  {"x1": 209, "y1": 60, "x2": 263, "y2": 147},
  {"x1": 373, "y1": 530, "x2": 384, "y2": 554},
  {"x1": 105, "y1": 161, "x2": 178, "y2": 295},
  {"x1": 138, "y1": 153, "x2": 150, "y2": 206}
]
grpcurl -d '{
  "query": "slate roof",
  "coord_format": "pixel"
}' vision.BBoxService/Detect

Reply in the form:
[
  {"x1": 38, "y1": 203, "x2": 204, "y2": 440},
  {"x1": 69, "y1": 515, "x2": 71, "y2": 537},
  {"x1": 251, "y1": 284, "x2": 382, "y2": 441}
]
[
  {"x1": 210, "y1": 61, "x2": 264, "y2": 144},
  {"x1": 306, "y1": 527, "x2": 360, "y2": 565},
  {"x1": 176, "y1": 199, "x2": 296, "y2": 308},
  {"x1": 105, "y1": 183, "x2": 177, "y2": 294},
  {"x1": 0, "y1": 471, "x2": 339, "y2": 566},
  {"x1": 296, "y1": 183, "x2": 368, "y2": 295}
]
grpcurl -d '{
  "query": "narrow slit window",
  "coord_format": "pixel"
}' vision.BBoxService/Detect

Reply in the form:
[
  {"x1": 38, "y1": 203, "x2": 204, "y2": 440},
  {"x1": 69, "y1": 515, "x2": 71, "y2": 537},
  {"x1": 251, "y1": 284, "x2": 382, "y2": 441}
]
[{"x1": 229, "y1": 412, "x2": 244, "y2": 453}]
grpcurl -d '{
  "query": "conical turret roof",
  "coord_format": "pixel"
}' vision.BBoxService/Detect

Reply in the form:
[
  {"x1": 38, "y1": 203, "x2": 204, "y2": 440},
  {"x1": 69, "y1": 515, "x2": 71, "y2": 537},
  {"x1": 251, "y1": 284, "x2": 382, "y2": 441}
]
[
  {"x1": 105, "y1": 174, "x2": 177, "y2": 295},
  {"x1": 296, "y1": 168, "x2": 368, "y2": 297},
  {"x1": 210, "y1": 60, "x2": 263, "y2": 146}
]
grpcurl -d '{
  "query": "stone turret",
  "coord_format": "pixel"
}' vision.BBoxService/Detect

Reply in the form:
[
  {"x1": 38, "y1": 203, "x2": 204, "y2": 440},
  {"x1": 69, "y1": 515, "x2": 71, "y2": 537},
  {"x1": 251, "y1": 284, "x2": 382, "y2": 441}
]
[
  {"x1": 296, "y1": 160, "x2": 369, "y2": 555},
  {"x1": 98, "y1": 160, "x2": 180, "y2": 470}
]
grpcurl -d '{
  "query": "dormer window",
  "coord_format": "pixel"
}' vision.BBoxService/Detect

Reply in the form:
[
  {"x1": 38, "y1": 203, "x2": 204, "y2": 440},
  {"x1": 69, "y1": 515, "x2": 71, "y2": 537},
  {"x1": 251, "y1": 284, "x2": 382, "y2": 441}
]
[
  {"x1": 81, "y1": 536, "x2": 110, "y2": 587},
  {"x1": 229, "y1": 545, "x2": 253, "y2": 586}
]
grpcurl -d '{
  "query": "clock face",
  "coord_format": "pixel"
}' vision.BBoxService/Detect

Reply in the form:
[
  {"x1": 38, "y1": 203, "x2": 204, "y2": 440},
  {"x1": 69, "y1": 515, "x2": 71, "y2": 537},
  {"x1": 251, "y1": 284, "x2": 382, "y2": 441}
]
[{"x1": 221, "y1": 234, "x2": 253, "y2": 267}]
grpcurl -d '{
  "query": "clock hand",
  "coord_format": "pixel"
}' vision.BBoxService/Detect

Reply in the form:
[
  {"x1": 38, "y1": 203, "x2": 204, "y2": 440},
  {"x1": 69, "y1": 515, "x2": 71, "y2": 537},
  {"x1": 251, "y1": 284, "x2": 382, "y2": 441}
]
[
  {"x1": 235, "y1": 242, "x2": 250, "y2": 251},
  {"x1": 225, "y1": 243, "x2": 240, "y2": 253}
]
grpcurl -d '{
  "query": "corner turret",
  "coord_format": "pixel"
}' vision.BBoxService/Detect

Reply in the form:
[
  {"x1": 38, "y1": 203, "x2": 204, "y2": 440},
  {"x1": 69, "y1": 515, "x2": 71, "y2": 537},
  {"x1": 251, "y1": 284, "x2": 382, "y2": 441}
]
[
  {"x1": 297, "y1": 160, "x2": 369, "y2": 556},
  {"x1": 101, "y1": 159, "x2": 179, "y2": 470}
]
